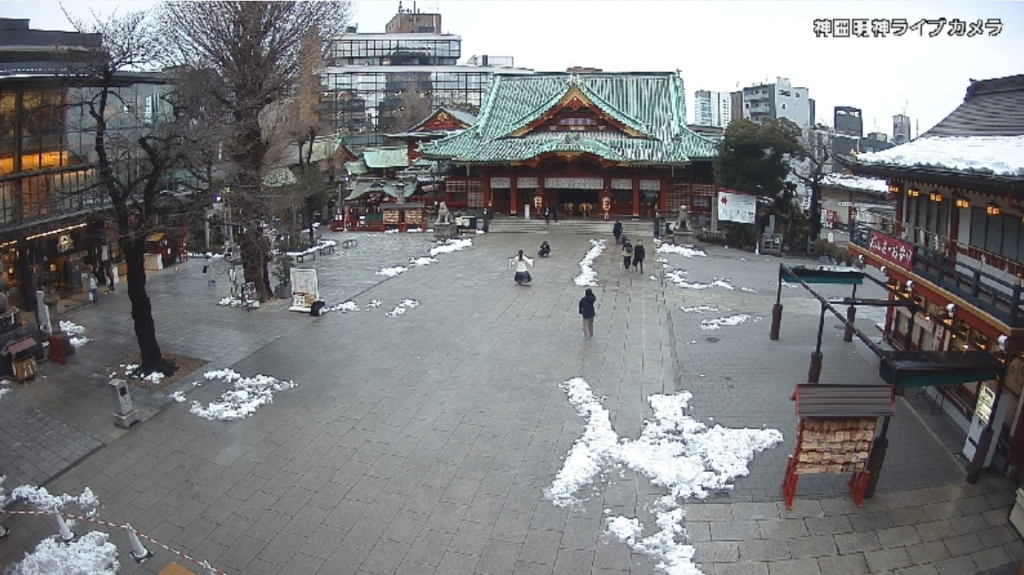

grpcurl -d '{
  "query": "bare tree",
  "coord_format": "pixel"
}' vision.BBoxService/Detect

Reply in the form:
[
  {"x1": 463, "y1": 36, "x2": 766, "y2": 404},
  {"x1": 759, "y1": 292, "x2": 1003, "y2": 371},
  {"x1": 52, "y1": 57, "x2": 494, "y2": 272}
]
[
  {"x1": 158, "y1": 1, "x2": 353, "y2": 301},
  {"x1": 61, "y1": 8, "x2": 213, "y2": 376},
  {"x1": 789, "y1": 126, "x2": 833, "y2": 242}
]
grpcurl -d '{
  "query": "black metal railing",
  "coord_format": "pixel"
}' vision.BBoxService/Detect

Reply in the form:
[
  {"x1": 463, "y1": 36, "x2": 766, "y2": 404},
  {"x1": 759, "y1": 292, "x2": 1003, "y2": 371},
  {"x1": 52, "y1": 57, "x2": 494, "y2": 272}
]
[{"x1": 850, "y1": 222, "x2": 1024, "y2": 328}]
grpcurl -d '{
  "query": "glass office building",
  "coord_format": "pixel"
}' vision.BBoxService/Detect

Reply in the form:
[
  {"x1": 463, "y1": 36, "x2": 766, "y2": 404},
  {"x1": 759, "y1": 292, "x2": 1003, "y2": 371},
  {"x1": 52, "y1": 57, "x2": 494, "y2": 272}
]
[{"x1": 322, "y1": 22, "x2": 533, "y2": 149}]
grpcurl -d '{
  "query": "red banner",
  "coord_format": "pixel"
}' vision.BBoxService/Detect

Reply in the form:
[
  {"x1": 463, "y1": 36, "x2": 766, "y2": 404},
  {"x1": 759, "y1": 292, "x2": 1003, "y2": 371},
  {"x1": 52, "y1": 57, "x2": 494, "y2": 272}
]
[{"x1": 868, "y1": 230, "x2": 914, "y2": 270}]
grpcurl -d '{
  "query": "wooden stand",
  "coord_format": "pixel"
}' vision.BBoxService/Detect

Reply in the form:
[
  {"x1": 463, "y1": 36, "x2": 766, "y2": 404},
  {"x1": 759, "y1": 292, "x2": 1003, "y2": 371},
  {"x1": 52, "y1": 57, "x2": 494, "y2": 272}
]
[{"x1": 13, "y1": 356, "x2": 37, "y2": 383}]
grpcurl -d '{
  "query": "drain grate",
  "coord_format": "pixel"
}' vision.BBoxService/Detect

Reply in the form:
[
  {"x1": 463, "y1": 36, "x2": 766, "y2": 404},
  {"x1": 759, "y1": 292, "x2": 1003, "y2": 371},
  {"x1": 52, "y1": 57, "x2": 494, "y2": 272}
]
[{"x1": 705, "y1": 337, "x2": 720, "y2": 343}]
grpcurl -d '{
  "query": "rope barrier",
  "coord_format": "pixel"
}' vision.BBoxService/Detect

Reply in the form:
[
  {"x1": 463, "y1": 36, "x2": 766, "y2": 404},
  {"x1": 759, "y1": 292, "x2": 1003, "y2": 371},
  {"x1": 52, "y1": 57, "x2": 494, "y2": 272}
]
[{"x1": 1, "y1": 509, "x2": 229, "y2": 575}]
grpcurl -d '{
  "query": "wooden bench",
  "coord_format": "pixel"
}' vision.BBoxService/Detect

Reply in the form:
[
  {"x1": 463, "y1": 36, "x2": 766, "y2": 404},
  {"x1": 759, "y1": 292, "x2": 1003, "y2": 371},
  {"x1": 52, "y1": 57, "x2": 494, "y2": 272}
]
[{"x1": 318, "y1": 244, "x2": 336, "y2": 256}]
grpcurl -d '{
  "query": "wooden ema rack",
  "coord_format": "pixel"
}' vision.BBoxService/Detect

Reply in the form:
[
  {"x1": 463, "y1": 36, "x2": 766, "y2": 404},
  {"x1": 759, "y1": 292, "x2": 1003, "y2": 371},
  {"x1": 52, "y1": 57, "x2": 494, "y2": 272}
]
[{"x1": 782, "y1": 384, "x2": 895, "y2": 510}]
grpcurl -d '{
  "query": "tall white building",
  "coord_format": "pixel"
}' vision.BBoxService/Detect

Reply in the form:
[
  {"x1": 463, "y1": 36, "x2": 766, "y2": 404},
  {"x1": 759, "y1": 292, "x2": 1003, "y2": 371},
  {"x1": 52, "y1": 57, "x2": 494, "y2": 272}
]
[
  {"x1": 893, "y1": 114, "x2": 912, "y2": 144},
  {"x1": 694, "y1": 90, "x2": 732, "y2": 128},
  {"x1": 741, "y1": 77, "x2": 813, "y2": 129}
]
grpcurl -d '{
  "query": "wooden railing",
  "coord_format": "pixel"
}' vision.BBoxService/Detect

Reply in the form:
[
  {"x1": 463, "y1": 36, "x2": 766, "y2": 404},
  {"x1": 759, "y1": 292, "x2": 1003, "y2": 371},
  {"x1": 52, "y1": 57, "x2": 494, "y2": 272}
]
[{"x1": 851, "y1": 222, "x2": 1024, "y2": 328}]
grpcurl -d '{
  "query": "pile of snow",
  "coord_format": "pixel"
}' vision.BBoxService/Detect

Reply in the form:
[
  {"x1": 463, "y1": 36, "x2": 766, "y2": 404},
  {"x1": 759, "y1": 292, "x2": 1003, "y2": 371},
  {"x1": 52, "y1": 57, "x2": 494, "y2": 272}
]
[
  {"x1": 666, "y1": 272, "x2": 734, "y2": 291},
  {"x1": 367, "y1": 300, "x2": 382, "y2": 308},
  {"x1": 57, "y1": 320, "x2": 90, "y2": 347},
  {"x1": 429, "y1": 238, "x2": 473, "y2": 257},
  {"x1": 851, "y1": 135, "x2": 1024, "y2": 177},
  {"x1": 657, "y1": 244, "x2": 706, "y2": 258},
  {"x1": 384, "y1": 229, "x2": 399, "y2": 234},
  {"x1": 10, "y1": 485, "x2": 99, "y2": 515},
  {"x1": 385, "y1": 299, "x2": 420, "y2": 318},
  {"x1": 410, "y1": 256, "x2": 438, "y2": 266},
  {"x1": 170, "y1": 390, "x2": 187, "y2": 403},
  {"x1": 546, "y1": 378, "x2": 782, "y2": 574},
  {"x1": 10, "y1": 531, "x2": 119, "y2": 575},
  {"x1": 574, "y1": 239, "x2": 607, "y2": 287},
  {"x1": 475, "y1": 229, "x2": 486, "y2": 235},
  {"x1": 376, "y1": 266, "x2": 408, "y2": 277},
  {"x1": 656, "y1": 258, "x2": 669, "y2": 264},
  {"x1": 324, "y1": 301, "x2": 360, "y2": 314},
  {"x1": 188, "y1": 369, "x2": 297, "y2": 421},
  {"x1": 681, "y1": 305, "x2": 719, "y2": 313},
  {"x1": 143, "y1": 371, "x2": 165, "y2": 385},
  {"x1": 700, "y1": 314, "x2": 754, "y2": 330},
  {"x1": 285, "y1": 239, "x2": 337, "y2": 258},
  {"x1": 740, "y1": 287, "x2": 758, "y2": 293},
  {"x1": 217, "y1": 297, "x2": 260, "y2": 308}
]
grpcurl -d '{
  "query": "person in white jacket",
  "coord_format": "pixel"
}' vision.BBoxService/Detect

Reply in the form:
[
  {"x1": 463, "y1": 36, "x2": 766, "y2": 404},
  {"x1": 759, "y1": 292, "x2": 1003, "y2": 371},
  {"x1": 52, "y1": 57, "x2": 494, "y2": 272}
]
[{"x1": 509, "y1": 250, "x2": 533, "y2": 283}]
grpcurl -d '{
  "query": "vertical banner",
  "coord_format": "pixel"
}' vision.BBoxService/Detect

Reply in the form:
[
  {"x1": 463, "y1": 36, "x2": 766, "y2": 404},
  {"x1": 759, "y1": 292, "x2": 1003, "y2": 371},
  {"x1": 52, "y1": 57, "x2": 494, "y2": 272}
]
[
  {"x1": 717, "y1": 189, "x2": 757, "y2": 224},
  {"x1": 289, "y1": 268, "x2": 320, "y2": 312}
]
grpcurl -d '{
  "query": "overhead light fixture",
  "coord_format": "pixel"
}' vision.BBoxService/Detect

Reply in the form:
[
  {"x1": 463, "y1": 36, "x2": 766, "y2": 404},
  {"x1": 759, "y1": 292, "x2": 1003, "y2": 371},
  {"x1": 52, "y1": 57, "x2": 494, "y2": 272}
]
[
  {"x1": 888, "y1": 183, "x2": 901, "y2": 195},
  {"x1": 987, "y1": 203, "x2": 1002, "y2": 216},
  {"x1": 907, "y1": 188, "x2": 920, "y2": 197},
  {"x1": 955, "y1": 197, "x2": 970, "y2": 209},
  {"x1": 929, "y1": 193, "x2": 943, "y2": 202}
]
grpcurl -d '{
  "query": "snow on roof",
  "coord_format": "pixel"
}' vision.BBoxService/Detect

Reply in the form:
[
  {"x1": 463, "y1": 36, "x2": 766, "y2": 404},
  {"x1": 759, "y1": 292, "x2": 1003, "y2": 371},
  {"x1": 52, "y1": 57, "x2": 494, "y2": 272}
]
[
  {"x1": 820, "y1": 173, "x2": 890, "y2": 194},
  {"x1": 852, "y1": 135, "x2": 1024, "y2": 178}
]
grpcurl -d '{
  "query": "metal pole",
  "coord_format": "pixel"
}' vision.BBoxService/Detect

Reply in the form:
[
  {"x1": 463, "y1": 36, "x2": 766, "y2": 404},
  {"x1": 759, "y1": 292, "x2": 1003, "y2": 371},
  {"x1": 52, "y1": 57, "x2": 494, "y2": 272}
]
[
  {"x1": 770, "y1": 264, "x2": 785, "y2": 340},
  {"x1": 808, "y1": 301, "x2": 826, "y2": 383},
  {"x1": 844, "y1": 283, "x2": 858, "y2": 343},
  {"x1": 864, "y1": 415, "x2": 891, "y2": 498}
]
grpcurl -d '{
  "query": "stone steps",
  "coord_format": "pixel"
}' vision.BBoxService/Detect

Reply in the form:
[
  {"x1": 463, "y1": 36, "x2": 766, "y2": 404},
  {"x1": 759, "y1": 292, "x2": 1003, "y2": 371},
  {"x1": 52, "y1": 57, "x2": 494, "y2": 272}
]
[{"x1": 486, "y1": 218, "x2": 656, "y2": 237}]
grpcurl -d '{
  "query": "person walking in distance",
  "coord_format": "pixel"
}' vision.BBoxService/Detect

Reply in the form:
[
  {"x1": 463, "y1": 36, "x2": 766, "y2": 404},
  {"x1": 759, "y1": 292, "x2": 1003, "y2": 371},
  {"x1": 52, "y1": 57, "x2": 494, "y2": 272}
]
[
  {"x1": 88, "y1": 274, "x2": 99, "y2": 305},
  {"x1": 613, "y1": 218, "x2": 623, "y2": 245},
  {"x1": 622, "y1": 238, "x2": 633, "y2": 270},
  {"x1": 544, "y1": 206, "x2": 550, "y2": 225},
  {"x1": 632, "y1": 239, "x2": 646, "y2": 274},
  {"x1": 579, "y1": 288, "x2": 596, "y2": 340}
]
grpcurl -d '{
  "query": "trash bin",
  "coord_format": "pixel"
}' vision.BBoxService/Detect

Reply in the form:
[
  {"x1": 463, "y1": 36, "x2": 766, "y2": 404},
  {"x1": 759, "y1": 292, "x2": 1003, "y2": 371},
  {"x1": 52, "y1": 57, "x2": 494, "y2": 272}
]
[{"x1": 310, "y1": 300, "x2": 326, "y2": 317}]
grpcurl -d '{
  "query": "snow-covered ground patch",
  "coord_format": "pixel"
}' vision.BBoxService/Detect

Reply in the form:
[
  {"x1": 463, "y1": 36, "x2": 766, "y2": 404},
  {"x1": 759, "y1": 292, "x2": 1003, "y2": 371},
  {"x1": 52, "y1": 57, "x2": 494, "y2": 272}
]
[
  {"x1": 367, "y1": 300, "x2": 382, "y2": 308},
  {"x1": 376, "y1": 266, "x2": 408, "y2": 277},
  {"x1": 700, "y1": 314, "x2": 754, "y2": 330},
  {"x1": 547, "y1": 377, "x2": 782, "y2": 575},
  {"x1": 385, "y1": 299, "x2": 420, "y2": 318},
  {"x1": 410, "y1": 256, "x2": 438, "y2": 266},
  {"x1": 429, "y1": 237, "x2": 473, "y2": 257},
  {"x1": 657, "y1": 244, "x2": 707, "y2": 258},
  {"x1": 217, "y1": 296, "x2": 259, "y2": 308},
  {"x1": 58, "y1": 320, "x2": 85, "y2": 335},
  {"x1": 681, "y1": 305, "x2": 719, "y2": 313},
  {"x1": 574, "y1": 239, "x2": 606, "y2": 287},
  {"x1": 188, "y1": 369, "x2": 297, "y2": 421},
  {"x1": 10, "y1": 531, "x2": 119, "y2": 575},
  {"x1": 740, "y1": 287, "x2": 758, "y2": 293},
  {"x1": 324, "y1": 301, "x2": 359, "y2": 314},
  {"x1": 170, "y1": 390, "x2": 187, "y2": 403},
  {"x1": 666, "y1": 271, "x2": 734, "y2": 291}
]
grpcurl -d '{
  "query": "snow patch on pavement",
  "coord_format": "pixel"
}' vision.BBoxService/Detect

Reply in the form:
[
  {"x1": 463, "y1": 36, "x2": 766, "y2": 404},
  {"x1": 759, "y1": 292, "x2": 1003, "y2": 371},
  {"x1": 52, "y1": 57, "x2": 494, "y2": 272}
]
[
  {"x1": 188, "y1": 369, "x2": 297, "y2": 421},
  {"x1": 574, "y1": 239, "x2": 606, "y2": 287}
]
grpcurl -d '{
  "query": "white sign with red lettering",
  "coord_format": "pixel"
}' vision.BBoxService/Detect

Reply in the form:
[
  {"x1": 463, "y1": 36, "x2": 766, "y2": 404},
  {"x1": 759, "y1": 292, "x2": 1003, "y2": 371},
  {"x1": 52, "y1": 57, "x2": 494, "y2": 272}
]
[{"x1": 717, "y1": 190, "x2": 757, "y2": 224}]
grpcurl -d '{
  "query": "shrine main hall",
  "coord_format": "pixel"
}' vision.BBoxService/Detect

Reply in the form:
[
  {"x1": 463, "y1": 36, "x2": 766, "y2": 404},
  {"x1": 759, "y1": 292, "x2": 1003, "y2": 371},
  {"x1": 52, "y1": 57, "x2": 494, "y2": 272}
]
[{"x1": 421, "y1": 71, "x2": 719, "y2": 221}]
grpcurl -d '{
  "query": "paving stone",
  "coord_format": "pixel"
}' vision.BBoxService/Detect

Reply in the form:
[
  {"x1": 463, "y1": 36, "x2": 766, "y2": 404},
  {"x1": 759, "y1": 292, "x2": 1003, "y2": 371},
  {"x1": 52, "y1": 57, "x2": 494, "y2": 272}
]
[
  {"x1": 766, "y1": 558, "x2": 821, "y2": 575},
  {"x1": 711, "y1": 521, "x2": 760, "y2": 541},
  {"x1": 834, "y1": 531, "x2": 882, "y2": 554},
  {"x1": 847, "y1": 510, "x2": 893, "y2": 532},
  {"x1": 914, "y1": 520, "x2": 956, "y2": 543},
  {"x1": 686, "y1": 504, "x2": 733, "y2": 522},
  {"x1": 877, "y1": 526, "x2": 922, "y2": 548},
  {"x1": 694, "y1": 541, "x2": 740, "y2": 563},
  {"x1": 739, "y1": 539, "x2": 790, "y2": 561},
  {"x1": 712, "y1": 563, "x2": 769, "y2": 575},
  {"x1": 904, "y1": 540, "x2": 950, "y2": 565},
  {"x1": 864, "y1": 548, "x2": 912, "y2": 572},
  {"x1": 731, "y1": 502, "x2": 781, "y2": 521},
  {"x1": 816, "y1": 553, "x2": 869, "y2": 575},
  {"x1": 894, "y1": 565, "x2": 939, "y2": 575},
  {"x1": 788, "y1": 536, "x2": 837, "y2": 559},
  {"x1": 758, "y1": 519, "x2": 808, "y2": 539},
  {"x1": 942, "y1": 533, "x2": 985, "y2": 557},
  {"x1": 971, "y1": 546, "x2": 1011, "y2": 571},
  {"x1": 805, "y1": 515, "x2": 853, "y2": 536},
  {"x1": 932, "y1": 555, "x2": 978, "y2": 575}
]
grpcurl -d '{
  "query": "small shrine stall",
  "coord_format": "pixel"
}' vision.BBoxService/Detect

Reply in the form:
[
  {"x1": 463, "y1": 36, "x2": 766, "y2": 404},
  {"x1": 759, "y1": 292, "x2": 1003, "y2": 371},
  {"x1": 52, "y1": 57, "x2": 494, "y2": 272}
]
[{"x1": 783, "y1": 384, "x2": 895, "y2": 508}]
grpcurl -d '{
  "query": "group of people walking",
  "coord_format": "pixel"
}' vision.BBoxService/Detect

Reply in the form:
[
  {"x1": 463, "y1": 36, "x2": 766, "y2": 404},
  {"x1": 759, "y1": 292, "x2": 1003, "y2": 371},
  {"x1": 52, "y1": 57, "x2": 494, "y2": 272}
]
[{"x1": 612, "y1": 219, "x2": 645, "y2": 273}]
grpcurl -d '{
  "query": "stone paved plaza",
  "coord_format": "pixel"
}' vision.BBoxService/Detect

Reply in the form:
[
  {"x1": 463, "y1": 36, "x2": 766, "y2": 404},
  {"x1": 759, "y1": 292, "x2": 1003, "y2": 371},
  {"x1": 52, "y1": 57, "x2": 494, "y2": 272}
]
[{"x1": 0, "y1": 228, "x2": 1020, "y2": 575}]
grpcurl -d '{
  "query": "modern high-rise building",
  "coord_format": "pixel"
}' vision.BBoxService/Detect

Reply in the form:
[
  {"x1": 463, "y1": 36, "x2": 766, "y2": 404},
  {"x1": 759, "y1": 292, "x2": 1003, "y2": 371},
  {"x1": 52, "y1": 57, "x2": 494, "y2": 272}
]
[
  {"x1": 694, "y1": 90, "x2": 732, "y2": 128},
  {"x1": 741, "y1": 77, "x2": 812, "y2": 128},
  {"x1": 835, "y1": 106, "x2": 863, "y2": 138},
  {"x1": 730, "y1": 91, "x2": 743, "y2": 124},
  {"x1": 893, "y1": 113, "x2": 912, "y2": 144},
  {"x1": 320, "y1": 6, "x2": 534, "y2": 149}
]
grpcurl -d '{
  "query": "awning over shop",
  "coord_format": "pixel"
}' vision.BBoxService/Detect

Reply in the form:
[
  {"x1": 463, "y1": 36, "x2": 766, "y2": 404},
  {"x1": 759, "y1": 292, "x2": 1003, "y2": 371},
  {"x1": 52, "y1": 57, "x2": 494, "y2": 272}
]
[
  {"x1": 782, "y1": 265, "x2": 865, "y2": 285},
  {"x1": 879, "y1": 350, "x2": 1004, "y2": 389},
  {"x1": 148, "y1": 232, "x2": 165, "y2": 242}
]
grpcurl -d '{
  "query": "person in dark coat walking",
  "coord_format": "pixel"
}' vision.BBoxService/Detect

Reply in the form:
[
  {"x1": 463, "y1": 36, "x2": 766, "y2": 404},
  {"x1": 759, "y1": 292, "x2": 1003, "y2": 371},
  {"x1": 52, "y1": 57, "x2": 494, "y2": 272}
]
[
  {"x1": 622, "y1": 239, "x2": 633, "y2": 270},
  {"x1": 544, "y1": 206, "x2": 550, "y2": 224},
  {"x1": 632, "y1": 239, "x2": 646, "y2": 273},
  {"x1": 613, "y1": 219, "x2": 623, "y2": 245},
  {"x1": 578, "y1": 288, "x2": 596, "y2": 340}
]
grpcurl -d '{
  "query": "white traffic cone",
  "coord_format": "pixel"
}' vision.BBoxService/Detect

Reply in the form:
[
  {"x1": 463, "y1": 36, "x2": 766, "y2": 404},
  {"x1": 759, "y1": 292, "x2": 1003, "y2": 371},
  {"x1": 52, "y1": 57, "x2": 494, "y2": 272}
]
[
  {"x1": 125, "y1": 523, "x2": 153, "y2": 562},
  {"x1": 54, "y1": 513, "x2": 74, "y2": 543}
]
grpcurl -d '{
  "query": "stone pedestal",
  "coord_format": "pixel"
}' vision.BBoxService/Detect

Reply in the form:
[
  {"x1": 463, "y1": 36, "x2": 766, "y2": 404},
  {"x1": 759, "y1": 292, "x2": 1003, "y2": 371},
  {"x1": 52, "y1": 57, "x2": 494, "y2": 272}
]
[{"x1": 434, "y1": 222, "x2": 456, "y2": 241}]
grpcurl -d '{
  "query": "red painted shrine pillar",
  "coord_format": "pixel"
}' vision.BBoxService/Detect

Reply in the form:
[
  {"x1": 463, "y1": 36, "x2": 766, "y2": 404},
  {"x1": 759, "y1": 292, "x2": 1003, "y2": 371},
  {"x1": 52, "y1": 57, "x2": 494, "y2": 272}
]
[
  {"x1": 632, "y1": 178, "x2": 640, "y2": 218},
  {"x1": 482, "y1": 172, "x2": 492, "y2": 209},
  {"x1": 659, "y1": 178, "x2": 668, "y2": 213},
  {"x1": 510, "y1": 178, "x2": 518, "y2": 216}
]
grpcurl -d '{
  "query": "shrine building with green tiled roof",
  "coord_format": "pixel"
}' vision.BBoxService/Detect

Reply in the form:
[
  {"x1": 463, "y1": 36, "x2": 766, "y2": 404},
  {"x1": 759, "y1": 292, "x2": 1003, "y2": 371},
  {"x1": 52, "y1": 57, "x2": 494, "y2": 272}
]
[{"x1": 420, "y1": 71, "x2": 720, "y2": 220}]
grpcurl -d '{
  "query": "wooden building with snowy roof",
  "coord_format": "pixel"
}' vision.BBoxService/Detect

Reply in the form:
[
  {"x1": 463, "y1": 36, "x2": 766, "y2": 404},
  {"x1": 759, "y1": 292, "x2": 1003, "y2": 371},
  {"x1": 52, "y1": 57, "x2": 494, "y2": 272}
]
[
  {"x1": 840, "y1": 73, "x2": 1024, "y2": 478},
  {"x1": 420, "y1": 71, "x2": 719, "y2": 221}
]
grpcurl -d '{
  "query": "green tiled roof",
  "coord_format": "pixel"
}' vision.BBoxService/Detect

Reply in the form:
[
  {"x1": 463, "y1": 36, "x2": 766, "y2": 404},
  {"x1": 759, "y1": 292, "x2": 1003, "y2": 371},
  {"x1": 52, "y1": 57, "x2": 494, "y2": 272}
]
[
  {"x1": 363, "y1": 147, "x2": 409, "y2": 169},
  {"x1": 423, "y1": 72, "x2": 718, "y2": 165}
]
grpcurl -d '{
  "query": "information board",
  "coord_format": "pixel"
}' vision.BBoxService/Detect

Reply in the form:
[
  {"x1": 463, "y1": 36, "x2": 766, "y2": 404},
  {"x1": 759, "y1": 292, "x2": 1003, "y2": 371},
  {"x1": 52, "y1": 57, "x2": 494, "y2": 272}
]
[{"x1": 289, "y1": 268, "x2": 319, "y2": 312}]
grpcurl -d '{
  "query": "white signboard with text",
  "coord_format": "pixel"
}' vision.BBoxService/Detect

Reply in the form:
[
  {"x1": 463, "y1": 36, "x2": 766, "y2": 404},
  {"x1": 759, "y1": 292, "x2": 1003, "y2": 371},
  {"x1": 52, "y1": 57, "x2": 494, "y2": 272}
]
[
  {"x1": 717, "y1": 190, "x2": 757, "y2": 224},
  {"x1": 289, "y1": 268, "x2": 319, "y2": 312}
]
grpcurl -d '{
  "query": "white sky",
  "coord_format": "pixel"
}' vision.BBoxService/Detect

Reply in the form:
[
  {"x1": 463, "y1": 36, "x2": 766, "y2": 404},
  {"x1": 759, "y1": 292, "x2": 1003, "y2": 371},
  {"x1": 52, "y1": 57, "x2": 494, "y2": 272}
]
[{"x1": 3, "y1": 1, "x2": 1023, "y2": 136}]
